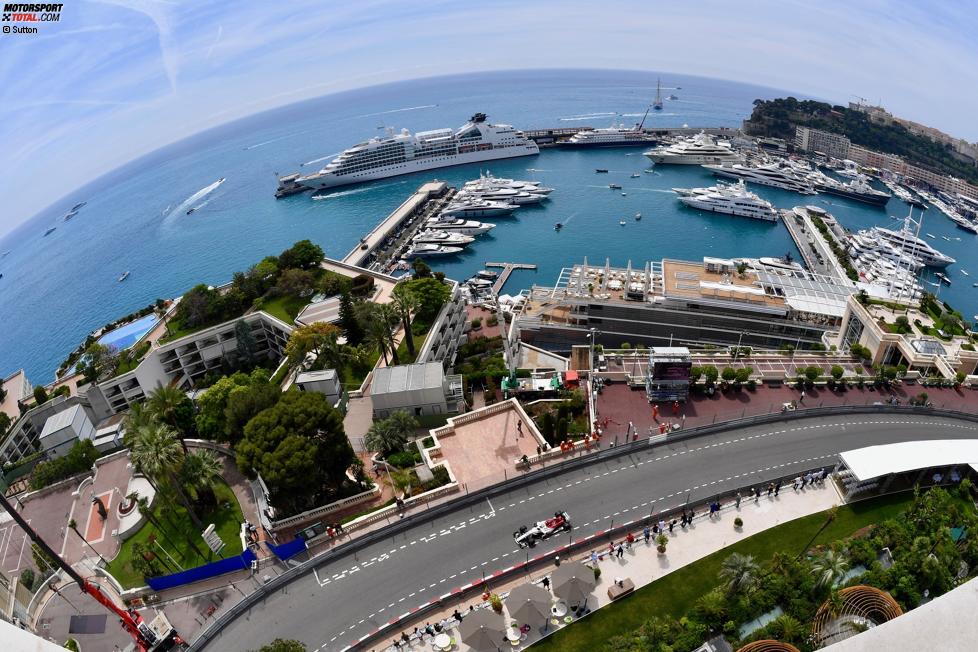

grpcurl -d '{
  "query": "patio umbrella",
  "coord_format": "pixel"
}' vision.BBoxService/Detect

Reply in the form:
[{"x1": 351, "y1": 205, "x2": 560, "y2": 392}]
[
  {"x1": 551, "y1": 561, "x2": 596, "y2": 608},
  {"x1": 458, "y1": 608, "x2": 506, "y2": 651},
  {"x1": 506, "y1": 582, "x2": 551, "y2": 627}
]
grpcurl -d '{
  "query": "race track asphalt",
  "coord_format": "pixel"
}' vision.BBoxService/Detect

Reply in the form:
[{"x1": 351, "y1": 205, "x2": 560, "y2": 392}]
[{"x1": 199, "y1": 413, "x2": 978, "y2": 651}]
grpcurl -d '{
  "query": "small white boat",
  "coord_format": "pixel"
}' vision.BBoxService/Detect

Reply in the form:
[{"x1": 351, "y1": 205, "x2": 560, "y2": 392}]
[
  {"x1": 635, "y1": 212, "x2": 642, "y2": 220},
  {"x1": 942, "y1": 235, "x2": 951, "y2": 241},
  {"x1": 609, "y1": 183, "x2": 622, "y2": 190},
  {"x1": 118, "y1": 271, "x2": 130, "y2": 282},
  {"x1": 621, "y1": 192, "x2": 627, "y2": 197},
  {"x1": 962, "y1": 270, "x2": 970, "y2": 276},
  {"x1": 926, "y1": 233, "x2": 935, "y2": 238},
  {"x1": 630, "y1": 173, "x2": 640, "y2": 178},
  {"x1": 619, "y1": 220, "x2": 627, "y2": 226}
]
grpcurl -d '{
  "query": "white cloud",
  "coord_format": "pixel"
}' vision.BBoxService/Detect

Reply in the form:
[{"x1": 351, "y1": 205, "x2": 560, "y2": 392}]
[{"x1": 1, "y1": 0, "x2": 976, "y2": 236}]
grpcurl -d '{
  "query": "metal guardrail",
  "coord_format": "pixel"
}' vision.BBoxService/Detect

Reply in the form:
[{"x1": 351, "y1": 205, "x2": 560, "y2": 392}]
[{"x1": 188, "y1": 404, "x2": 978, "y2": 650}]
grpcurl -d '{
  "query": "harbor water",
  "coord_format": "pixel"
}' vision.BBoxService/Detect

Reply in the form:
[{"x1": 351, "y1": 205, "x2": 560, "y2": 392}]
[{"x1": 1, "y1": 69, "x2": 974, "y2": 383}]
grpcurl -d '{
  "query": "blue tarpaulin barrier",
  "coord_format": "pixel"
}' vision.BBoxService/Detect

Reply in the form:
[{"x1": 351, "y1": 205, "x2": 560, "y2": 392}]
[
  {"x1": 266, "y1": 537, "x2": 307, "y2": 561},
  {"x1": 146, "y1": 548, "x2": 257, "y2": 591}
]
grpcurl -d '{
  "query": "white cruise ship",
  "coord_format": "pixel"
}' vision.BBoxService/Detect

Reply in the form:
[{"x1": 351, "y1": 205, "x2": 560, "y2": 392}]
[
  {"x1": 676, "y1": 180, "x2": 779, "y2": 221},
  {"x1": 561, "y1": 113, "x2": 655, "y2": 148},
  {"x1": 293, "y1": 113, "x2": 539, "y2": 190},
  {"x1": 703, "y1": 162, "x2": 817, "y2": 195},
  {"x1": 644, "y1": 132, "x2": 742, "y2": 165}
]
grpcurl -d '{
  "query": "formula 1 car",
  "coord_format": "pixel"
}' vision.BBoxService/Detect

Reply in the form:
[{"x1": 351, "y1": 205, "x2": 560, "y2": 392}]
[{"x1": 513, "y1": 511, "x2": 571, "y2": 548}]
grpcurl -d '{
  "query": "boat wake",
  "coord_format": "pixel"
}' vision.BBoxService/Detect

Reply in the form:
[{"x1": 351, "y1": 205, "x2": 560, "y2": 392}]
[
  {"x1": 356, "y1": 104, "x2": 437, "y2": 119},
  {"x1": 244, "y1": 135, "x2": 292, "y2": 150},
  {"x1": 301, "y1": 152, "x2": 341, "y2": 167},
  {"x1": 558, "y1": 112, "x2": 617, "y2": 122},
  {"x1": 168, "y1": 179, "x2": 226, "y2": 217},
  {"x1": 312, "y1": 181, "x2": 404, "y2": 200}
]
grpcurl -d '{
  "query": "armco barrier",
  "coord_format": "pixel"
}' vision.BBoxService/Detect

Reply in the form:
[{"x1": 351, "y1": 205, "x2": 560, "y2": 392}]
[
  {"x1": 147, "y1": 548, "x2": 257, "y2": 592},
  {"x1": 189, "y1": 405, "x2": 978, "y2": 650}
]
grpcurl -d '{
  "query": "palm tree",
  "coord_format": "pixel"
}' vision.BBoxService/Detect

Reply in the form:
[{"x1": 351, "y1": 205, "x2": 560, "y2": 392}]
[
  {"x1": 390, "y1": 285, "x2": 420, "y2": 358},
  {"x1": 719, "y1": 552, "x2": 760, "y2": 594},
  {"x1": 770, "y1": 551, "x2": 794, "y2": 578},
  {"x1": 147, "y1": 384, "x2": 190, "y2": 452},
  {"x1": 812, "y1": 548, "x2": 849, "y2": 589},
  {"x1": 771, "y1": 614, "x2": 804, "y2": 644},
  {"x1": 365, "y1": 411, "x2": 418, "y2": 456},
  {"x1": 67, "y1": 518, "x2": 106, "y2": 564},
  {"x1": 122, "y1": 403, "x2": 156, "y2": 447},
  {"x1": 378, "y1": 304, "x2": 401, "y2": 365},
  {"x1": 180, "y1": 450, "x2": 223, "y2": 507},
  {"x1": 130, "y1": 424, "x2": 203, "y2": 530},
  {"x1": 358, "y1": 303, "x2": 392, "y2": 365}
]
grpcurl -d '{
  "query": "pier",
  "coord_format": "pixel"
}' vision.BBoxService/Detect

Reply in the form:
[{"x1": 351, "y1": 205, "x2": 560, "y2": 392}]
[
  {"x1": 486, "y1": 262, "x2": 537, "y2": 294},
  {"x1": 779, "y1": 207, "x2": 851, "y2": 282},
  {"x1": 342, "y1": 181, "x2": 452, "y2": 268}
]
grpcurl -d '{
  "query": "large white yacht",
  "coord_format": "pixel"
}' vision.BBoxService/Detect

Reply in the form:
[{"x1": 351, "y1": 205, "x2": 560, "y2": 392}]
[
  {"x1": 676, "y1": 180, "x2": 779, "y2": 221},
  {"x1": 456, "y1": 187, "x2": 546, "y2": 205},
  {"x1": 703, "y1": 161, "x2": 817, "y2": 195},
  {"x1": 292, "y1": 113, "x2": 539, "y2": 190},
  {"x1": 644, "y1": 132, "x2": 742, "y2": 165},
  {"x1": 412, "y1": 230, "x2": 475, "y2": 246},
  {"x1": 463, "y1": 172, "x2": 551, "y2": 194},
  {"x1": 561, "y1": 108, "x2": 655, "y2": 148},
  {"x1": 870, "y1": 225, "x2": 955, "y2": 267},
  {"x1": 441, "y1": 198, "x2": 517, "y2": 218},
  {"x1": 425, "y1": 218, "x2": 495, "y2": 235}
]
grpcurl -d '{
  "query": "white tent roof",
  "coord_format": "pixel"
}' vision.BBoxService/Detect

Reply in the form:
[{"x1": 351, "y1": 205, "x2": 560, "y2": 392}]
[
  {"x1": 785, "y1": 295, "x2": 848, "y2": 317},
  {"x1": 840, "y1": 439, "x2": 978, "y2": 481}
]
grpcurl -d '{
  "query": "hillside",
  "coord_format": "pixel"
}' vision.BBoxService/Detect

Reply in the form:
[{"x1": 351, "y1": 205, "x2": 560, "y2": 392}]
[{"x1": 745, "y1": 97, "x2": 978, "y2": 184}]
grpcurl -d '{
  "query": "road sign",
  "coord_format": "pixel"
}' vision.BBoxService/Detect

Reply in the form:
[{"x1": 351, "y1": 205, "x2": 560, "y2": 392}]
[{"x1": 201, "y1": 524, "x2": 226, "y2": 556}]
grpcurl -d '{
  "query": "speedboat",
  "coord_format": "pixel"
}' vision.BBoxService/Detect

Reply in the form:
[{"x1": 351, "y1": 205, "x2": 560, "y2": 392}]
[
  {"x1": 619, "y1": 220, "x2": 627, "y2": 226},
  {"x1": 595, "y1": 169, "x2": 608, "y2": 173},
  {"x1": 118, "y1": 271, "x2": 130, "y2": 282},
  {"x1": 43, "y1": 227, "x2": 57, "y2": 236},
  {"x1": 621, "y1": 192, "x2": 627, "y2": 196},
  {"x1": 635, "y1": 212, "x2": 642, "y2": 220},
  {"x1": 476, "y1": 270, "x2": 498, "y2": 280},
  {"x1": 186, "y1": 207, "x2": 197, "y2": 215},
  {"x1": 608, "y1": 183, "x2": 622, "y2": 190},
  {"x1": 554, "y1": 222, "x2": 563, "y2": 231},
  {"x1": 630, "y1": 173, "x2": 640, "y2": 178}
]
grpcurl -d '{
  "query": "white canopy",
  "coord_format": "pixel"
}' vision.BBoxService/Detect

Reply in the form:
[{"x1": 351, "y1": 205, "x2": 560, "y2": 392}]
[{"x1": 840, "y1": 439, "x2": 978, "y2": 481}]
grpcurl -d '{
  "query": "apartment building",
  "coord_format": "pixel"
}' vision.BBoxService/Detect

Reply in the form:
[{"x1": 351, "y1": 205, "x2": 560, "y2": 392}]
[{"x1": 794, "y1": 126, "x2": 851, "y2": 160}]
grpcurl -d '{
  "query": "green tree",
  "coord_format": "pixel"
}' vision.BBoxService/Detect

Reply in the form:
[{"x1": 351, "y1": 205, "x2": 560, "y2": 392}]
[
  {"x1": 254, "y1": 639, "x2": 307, "y2": 652},
  {"x1": 338, "y1": 292, "x2": 364, "y2": 345},
  {"x1": 703, "y1": 366, "x2": 719, "y2": 384},
  {"x1": 224, "y1": 381, "x2": 281, "y2": 445},
  {"x1": 180, "y1": 450, "x2": 223, "y2": 508},
  {"x1": 130, "y1": 424, "x2": 203, "y2": 530},
  {"x1": 830, "y1": 365, "x2": 845, "y2": 381},
  {"x1": 236, "y1": 391, "x2": 354, "y2": 510},
  {"x1": 358, "y1": 303, "x2": 398, "y2": 366},
  {"x1": 278, "y1": 239, "x2": 324, "y2": 270},
  {"x1": 719, "y1": 552, "x2": 759, "y2": 594},
  {"x1": 285, "y1": 323, "x2": 343, "y2": 369},
  {"x1": 0, "y1": 412, "x2": 11, "y2": 436},
  {"x1": 734, "y1": 367, "x2": 752, "y2": 383},
  {"x1": 275, "y1": 267, "x2": 316, "y2": 297},
  {"x1": 721, "y1": 366, "x2": 736, "y2": 382},
  {"x1": 234, "y1": 319, "x2": 258, "y2": 368},
  {"x1": 771, "y1": 613, "x2": 804, "y2": 644},
  {"x1": 812, "y1": 548, "x2": 849, "y2": 589},
  {"x1": 33, "y1": 385, "x2": 49, "y2": 406},
  {"x1": 411, "y1": 258, "x2": 432, "y2": 278},
  {"x1": 401, "y1": 277, "x2": 450, "y2": 322},
  {"x1": 805, "y1": 366, "x2": 822, "y2": 382},
  {"x1": 0, "y1": 378, "x2": 6, "y2": 403},
  {"x1": 195, "y1": 370, "x2": 267, "y2": 440},
  {"x1": 390, "y1": 284, "x2": 421, "y2": 358},
  {"x1": 67, "y1": 517, "x2": 105, "y2": 564},
  {"x1": 76, "y1": 342, "x2": 117, "y2": 383},
  {"x1": 19, "y1": 568, "x2": 35, "y2": 591},
  {"x1": 365, "y1": 411, "x2": 418, "y2": 456},
  {"x1": 175, "y1": 284, "x2": 221, "y2": 329},
  {"x1": 147, "y1": 384, "x2": 196, "y2": 446}
]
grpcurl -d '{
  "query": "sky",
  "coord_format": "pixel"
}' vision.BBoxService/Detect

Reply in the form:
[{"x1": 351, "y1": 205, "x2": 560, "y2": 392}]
[{"x1": 1, "y1": 0, "x2": 976, "y2": 236}]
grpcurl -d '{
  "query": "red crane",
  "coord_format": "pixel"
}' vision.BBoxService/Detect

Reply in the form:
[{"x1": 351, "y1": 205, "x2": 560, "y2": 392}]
[{"x1": 0, "y1": 492, "x2": 183, "y2": 651}]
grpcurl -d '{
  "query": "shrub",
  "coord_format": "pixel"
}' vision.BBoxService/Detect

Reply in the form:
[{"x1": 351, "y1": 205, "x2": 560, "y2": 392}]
[
  {"x1": 64, "y1": 640, "x2": 79, "y2": 652},
  {"x1": 20, "y1": 568, "x2": 35, "y2": 591},
  {"x1": 656, "y1": 534, "x2": 669, "y2": 553},
  {"x1": 470, "y1": 318, "x2": 482, "y2": 329},
  {"x1": 721, "y1": 367, "x2": 737, "y2": 382},
  {"x1": 486, "y1": 314, "x2": 499, "y2": 327},
  {"x1": 734, "y1": 517, "x2": 743, "y2": 529},
  {"x1": 386, "y1": 451, "x2": 419, "y2": 468},
  {"x1": 830, "y1": 365, "x2": 844, "y2": 380},
  {"x1": 592, "y1": 566, "x2": 602, "y2": 580},
  {"x1": 489, "y1": 593, "x2": 503, "y2": 613},
  {"x1": 734, "y1": 367, "x2": 752, "y2": 384},
  {"x1": 703, "y1": 366, "x2": 719, "y2": 384}
]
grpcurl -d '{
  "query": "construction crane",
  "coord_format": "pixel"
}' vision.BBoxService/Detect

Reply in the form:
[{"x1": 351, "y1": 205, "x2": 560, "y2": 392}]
[{"x1": 0, "y1": 492, "x2": 184, "y2": 651}]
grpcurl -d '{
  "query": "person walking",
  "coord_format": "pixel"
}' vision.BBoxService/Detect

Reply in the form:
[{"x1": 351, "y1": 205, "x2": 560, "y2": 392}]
[
  {"x1": 754, "y1": 486, "x2": 760, "y2": 503},
  {"x1": 793, "y1": 476, "x2": 802, "y2": 491},
  {"x1": 735, "y1": 491, "x2": 742, "y2": 509},
  {"x1": 643, "y1": 526, "x2": 651, "y2": 544},
  {"x1": 591, "y1": 550, "x2": 599, "y2": 566},
  {"x1": 774, "y1": 480, "x2": 782, "y2": 496},
  {"x1": 617, "y1": 543, "x2": 625, "y2": 559},
  {"x1": 669, "y1": 519, "x2": 676, "y2": 533},
  {"x1": 658, "y1": 519, "x2": 666, "y2": 533},
  {"x1": 625, "y1": 532, "x2": 635, "y2": 549},
  {"x1": 799, "y1": 390, "x2": 806, "y2": 404},
  {"x1": 517, "y1": 420, "x2": 523, "y2": 437},
  {"x1": 688, "y1": 508, "x2": 695, "y2": 523},
  {"x1": 767, "y1": 482, "x2": 774, "y2": 497},
  {"x1": 652, "y1": 404, "x2": 659, "y2": 421},
  {"x1": 554, "y1": 555, "x2": 561, "y2": 567},
  {"x1": 628, "y1": 421, "x2": 634, "y2": 437},
  {"x1": 541, "y1": 576, "x2": 550, "y2": 591}
]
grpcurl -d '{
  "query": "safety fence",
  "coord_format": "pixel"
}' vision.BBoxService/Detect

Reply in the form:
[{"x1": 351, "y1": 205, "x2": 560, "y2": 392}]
[
  {"x1": 188, "y1": 404, "x2": 978, "y2": 650},
  {"x1": 146, "y1": 548, "x2": 257, "y2": 592},
  {"x1": 265, "y1": 538, "x2": 307, "y2": 562}
]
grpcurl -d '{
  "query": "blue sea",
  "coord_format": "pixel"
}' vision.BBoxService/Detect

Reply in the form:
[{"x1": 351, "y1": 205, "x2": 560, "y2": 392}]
[{"x1": 1, "y1": 69, "x2": 974, "y2": 384}]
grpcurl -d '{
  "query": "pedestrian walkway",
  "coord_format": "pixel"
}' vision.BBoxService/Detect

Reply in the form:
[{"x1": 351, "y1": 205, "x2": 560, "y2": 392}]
[{"x1": 379, "y1": 479, "x2": 842, "y2": 652}]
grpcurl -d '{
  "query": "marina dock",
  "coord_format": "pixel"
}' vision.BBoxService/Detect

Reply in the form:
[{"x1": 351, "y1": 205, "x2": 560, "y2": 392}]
[
  {"x1": 779, "y1": 207, "x2": 851, "y2": 282},
  {"x1": 343, "y1": 181, "x2": 452, "y2": 268},
  {"x1": 486, "y1": 262, "x2": 537, "y2": 294}
]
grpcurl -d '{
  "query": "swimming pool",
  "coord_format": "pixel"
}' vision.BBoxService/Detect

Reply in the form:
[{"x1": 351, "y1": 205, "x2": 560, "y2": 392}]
[{"x1": 97, "y1": 313, "x2": 159, "y2": 352}]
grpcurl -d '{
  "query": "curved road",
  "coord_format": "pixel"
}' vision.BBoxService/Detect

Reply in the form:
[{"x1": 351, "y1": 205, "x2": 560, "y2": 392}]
[{"x1": 201, "y1": 413, "x2": 978, "y2": 651}]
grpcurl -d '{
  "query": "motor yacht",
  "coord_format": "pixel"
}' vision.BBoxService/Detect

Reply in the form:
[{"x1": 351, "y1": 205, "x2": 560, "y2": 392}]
[
  {"x1": 676, "y1": 180, "x2": 779, "y2": 221},
  {"x1": 644, "y1": 132, "x2": 742, "y2": 165}
]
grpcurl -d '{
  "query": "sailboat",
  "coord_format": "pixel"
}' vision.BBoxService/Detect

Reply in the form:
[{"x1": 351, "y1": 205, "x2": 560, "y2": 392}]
[{"x1": 653, "y1": 79, "x2": 663, "y2": 111}]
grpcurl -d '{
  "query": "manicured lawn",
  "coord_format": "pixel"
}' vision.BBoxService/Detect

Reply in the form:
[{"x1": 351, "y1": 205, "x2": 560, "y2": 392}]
[
  {"x1": 261, "y1": 294, "x2": 309, "y2": 324},
  {"x1": 106, "y1": 481, "x2": 244, "y2": 588},
  {"x1": 156, "y1": 318, "x2": 199, "y2": 345},
  {"x1": 395, "y1": 323, "x2": 431, "y2": 365},
  {"x1": 533, "y1": 492, "x2": 915, "y2": 651}
]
